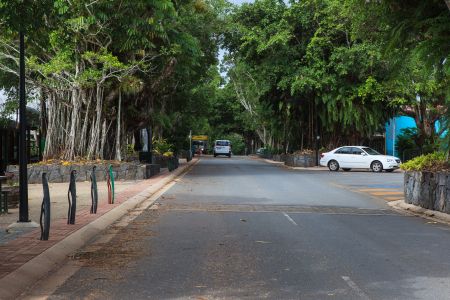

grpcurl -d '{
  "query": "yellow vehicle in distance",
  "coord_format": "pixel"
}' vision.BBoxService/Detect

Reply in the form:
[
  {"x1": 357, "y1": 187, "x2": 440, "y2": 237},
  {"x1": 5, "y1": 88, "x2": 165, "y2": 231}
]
[{"x1": 192, "y1": 135, "x2": 208, "y2": 155}]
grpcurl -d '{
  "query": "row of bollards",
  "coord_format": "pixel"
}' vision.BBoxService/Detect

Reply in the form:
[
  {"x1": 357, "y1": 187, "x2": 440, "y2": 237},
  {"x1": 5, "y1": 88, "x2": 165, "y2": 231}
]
[{"x1": 39, "y1": 165, "x2": 115, "y2": 241}]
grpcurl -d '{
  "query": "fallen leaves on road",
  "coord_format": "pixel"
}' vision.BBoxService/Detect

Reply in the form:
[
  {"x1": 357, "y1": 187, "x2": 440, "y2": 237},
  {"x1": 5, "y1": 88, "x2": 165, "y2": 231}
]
[{"x1": 69, "y1": 209, "x2": 160, "y2": 282}]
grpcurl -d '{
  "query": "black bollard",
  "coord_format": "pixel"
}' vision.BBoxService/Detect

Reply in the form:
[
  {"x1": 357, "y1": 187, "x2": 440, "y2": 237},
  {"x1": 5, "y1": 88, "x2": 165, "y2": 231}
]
[
  {"x1": 67, "y1": 170, "x2": 77, "y2": 224},
  {"x1": 40, "y1": 173, "x2": 51, "y2": 241},
  {"x1": 90, "y1": 166, "x2": 98, "y2": 214}
]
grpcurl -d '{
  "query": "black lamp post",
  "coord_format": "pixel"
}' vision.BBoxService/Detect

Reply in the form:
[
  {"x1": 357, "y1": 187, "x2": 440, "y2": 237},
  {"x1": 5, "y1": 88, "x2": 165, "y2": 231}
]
[{"x1": 18, "y1": 31, "x2": 29, "y2": 222}]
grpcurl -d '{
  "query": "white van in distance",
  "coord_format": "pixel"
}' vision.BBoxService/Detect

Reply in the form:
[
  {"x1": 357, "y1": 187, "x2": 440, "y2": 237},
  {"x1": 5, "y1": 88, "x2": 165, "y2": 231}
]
[{"x1": 214, "y1": 140, "x2": 232, "y2": 158}]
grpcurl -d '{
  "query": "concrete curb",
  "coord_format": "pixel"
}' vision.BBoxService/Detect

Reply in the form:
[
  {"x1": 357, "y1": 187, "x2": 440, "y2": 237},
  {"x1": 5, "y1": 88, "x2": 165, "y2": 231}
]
[
  {"x1": 0, "y1": 159, "x2": 199, "y2": 300},
  {"x1": 388, "y1": 200, "x2": 450, "y2": 224}
]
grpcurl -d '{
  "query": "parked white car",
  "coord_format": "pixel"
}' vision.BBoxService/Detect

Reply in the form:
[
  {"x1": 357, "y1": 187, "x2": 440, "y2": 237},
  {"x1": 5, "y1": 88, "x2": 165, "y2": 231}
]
[
  {"x1": 214, "y1": 140, "x2": 232, "y2": 158},
  {"x1": 320, "y1": 146, "x2": 401, "y2": 172}
]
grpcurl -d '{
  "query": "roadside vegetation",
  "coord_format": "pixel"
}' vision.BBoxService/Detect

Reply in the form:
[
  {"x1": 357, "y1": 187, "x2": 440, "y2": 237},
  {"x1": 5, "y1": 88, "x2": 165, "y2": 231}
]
[
  {"x1": 401, "y1": 152, "x2": 450, "y2": 172},
  {"x1": 0, "y1": 0, "x2": 229, "y2": 160},
  {"x1": 221, "y1": 0, "x2": 449, "y2": 156},
  {"x1": 0, "y1": 0, "x2": 449, "y2": 161}
]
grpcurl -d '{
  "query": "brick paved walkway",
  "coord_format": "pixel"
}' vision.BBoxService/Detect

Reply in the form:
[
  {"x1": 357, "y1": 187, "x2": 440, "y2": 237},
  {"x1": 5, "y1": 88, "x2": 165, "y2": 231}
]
[{"x1": 0, "y1": 167, "x2": 176, "y2": 279}]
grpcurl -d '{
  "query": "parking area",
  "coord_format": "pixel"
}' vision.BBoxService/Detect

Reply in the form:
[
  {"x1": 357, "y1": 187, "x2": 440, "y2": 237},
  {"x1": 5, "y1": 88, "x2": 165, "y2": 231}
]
[{"x1": 325, "y1": 169, "x2": 404, "y2": 201}]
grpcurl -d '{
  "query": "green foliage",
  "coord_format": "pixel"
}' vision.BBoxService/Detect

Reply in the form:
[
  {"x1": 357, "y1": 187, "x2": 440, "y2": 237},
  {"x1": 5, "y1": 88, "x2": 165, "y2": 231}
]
[
  {"x1": 223, "y1": 133, "x2": 246, "y2": 155},
  {"x1": 396, "y1": 128, "x2": 419, "y2": 159},
  {"x1": 126, "y1": 144, "x2": 136, "y2": 157},
  {"x1": 219, "y1": 0, "x2": 449, "y2": 153},
  {"x1": 152, "y1": 138, "x2": 173, "y2": 155},
  {"x1": 222, "y1": 0, "x2": 396, "y2": 150},
  {"x1": 0, "y1": 0, "x2": 448, "y2": 161},
  {"x1": 0, "y1": 0, "x2": 226, "y2": 160},
  {"x1": 400, "y1": 152, "x2": 449, "y2": 172}
]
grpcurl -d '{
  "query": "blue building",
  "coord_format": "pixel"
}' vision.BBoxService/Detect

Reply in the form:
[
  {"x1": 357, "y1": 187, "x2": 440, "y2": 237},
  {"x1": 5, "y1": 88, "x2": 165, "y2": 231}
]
[
  {"x1": 385, "y1": 116, "x2": 416, "y2": 157},
  {"x1": 385, "y1": 116, "x2": 445, "y2": 157}
]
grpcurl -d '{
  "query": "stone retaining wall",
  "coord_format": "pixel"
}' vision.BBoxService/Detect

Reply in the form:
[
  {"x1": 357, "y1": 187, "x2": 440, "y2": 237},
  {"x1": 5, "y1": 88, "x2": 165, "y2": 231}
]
[
  {"x1": 7, "y1": 162, "x2": 162, "y2": 184},
  {"x1": 272, "y1": 154, "x2": 287, "y2": 162},
  {"x1": 284, "y1": 154, "x2": 315, "y2": 167},
  {"x1": 404, "y1": 171, "x2": 450, "y2": 213}
]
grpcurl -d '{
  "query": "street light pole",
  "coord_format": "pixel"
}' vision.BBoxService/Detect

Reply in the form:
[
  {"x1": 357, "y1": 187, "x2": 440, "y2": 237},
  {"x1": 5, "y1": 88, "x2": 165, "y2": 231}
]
[{"x1": 18, "y1": 31, "x2": 29, "y2": 222}]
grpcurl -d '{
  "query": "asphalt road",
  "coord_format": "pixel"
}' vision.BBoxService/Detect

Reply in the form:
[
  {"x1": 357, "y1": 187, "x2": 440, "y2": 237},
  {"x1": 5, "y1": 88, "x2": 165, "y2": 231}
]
[{"x1": 45, "y1": 157, "x2": 450, "y2": 299}]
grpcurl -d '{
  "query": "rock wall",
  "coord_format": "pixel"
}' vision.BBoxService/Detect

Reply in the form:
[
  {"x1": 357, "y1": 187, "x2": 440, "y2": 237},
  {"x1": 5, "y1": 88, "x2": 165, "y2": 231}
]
[
  {"x1": 272, "y1": 154, "x2": 287, "y2": 162},
  {"x1": 404, "y1": 171, "x2": 450, "y2": 213},
  {"x1": 284, "y1": 154, "x2": 315, "y2": 167},
  {"x1": 7, "y1": 162, "x2": 162, "y2": 184},
  {"x1": 153, "y1": 156, "x2": 168, "y2": 168}
]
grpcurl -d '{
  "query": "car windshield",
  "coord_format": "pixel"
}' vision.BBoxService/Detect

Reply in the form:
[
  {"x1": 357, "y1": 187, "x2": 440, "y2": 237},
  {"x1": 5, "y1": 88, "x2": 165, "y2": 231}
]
[
  {"x1": 362, "y1": 147, "x2": 381, "y2": 155},
  {"x1": 216, "y1": 141, "x2": 229, "y2": 146}
]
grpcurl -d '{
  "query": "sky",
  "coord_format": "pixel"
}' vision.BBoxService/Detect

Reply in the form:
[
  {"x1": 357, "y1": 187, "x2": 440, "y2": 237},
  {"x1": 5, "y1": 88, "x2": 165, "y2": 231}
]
[{"x1": 230, "y1": 0, "x2": 253, "y2": 4}]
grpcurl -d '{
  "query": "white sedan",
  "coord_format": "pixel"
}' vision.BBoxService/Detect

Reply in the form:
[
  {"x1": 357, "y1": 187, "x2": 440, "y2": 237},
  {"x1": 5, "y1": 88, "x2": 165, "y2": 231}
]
[{"x1": 320, "y1": 146, "x2": 401, "y2": 172}]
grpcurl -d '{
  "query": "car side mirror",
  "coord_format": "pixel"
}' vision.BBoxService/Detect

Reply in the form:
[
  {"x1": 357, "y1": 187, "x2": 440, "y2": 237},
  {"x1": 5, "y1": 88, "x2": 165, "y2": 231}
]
[{"x1": 362, "y1": 153, "x2": 367, "y2": 156}]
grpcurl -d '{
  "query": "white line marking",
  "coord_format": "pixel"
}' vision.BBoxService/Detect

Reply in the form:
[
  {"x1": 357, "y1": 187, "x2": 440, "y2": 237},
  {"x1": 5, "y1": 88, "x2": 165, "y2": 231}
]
[
  {"x1": 341, "y1": 276, "x2": 370, "y2": 300},
  {"x1": 282, "y1": 212, "x2": 298, "y2": 226}
]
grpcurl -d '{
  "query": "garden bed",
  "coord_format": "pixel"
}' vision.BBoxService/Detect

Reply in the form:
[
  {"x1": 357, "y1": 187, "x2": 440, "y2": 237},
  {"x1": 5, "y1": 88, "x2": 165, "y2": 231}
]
[
  {"x1": 6, "y1": 161, "x2": 161, "y2": 184},
  {"x1": 402, "y1": 153, "x2": 450, "y2": 213}
]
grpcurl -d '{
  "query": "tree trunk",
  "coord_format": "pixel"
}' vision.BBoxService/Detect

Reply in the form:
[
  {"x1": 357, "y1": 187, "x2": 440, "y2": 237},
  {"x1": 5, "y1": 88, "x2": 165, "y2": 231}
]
[
  {"x1": 64, "y1": 88, "x2": 81, "y2": 160},
  {"x1": 87, "y1": 84, "x2": 103, "y2": 159},
  {"x1": 78, "y1": 89, "x2": 92, "y2": 156},
  {"x1": 115, "y1": 88, "x2": 122, "y2": 161},
  {"x1": 100, "y1": 119, "x2": 107, "y2": 159},
  {"x1": 43, "y1": 93, "x2": 55, "y2": 159}
]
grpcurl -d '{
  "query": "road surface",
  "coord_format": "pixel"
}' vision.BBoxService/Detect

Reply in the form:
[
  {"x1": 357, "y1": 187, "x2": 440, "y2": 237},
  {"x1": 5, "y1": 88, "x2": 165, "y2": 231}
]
[{"x1": 33, "y1": 157, "x2": 450, "y2": 299}]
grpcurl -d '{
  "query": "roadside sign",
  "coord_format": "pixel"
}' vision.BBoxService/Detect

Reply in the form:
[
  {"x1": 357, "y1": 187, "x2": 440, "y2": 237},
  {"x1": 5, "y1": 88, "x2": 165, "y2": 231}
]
[{"x1": 192, "y1": 135, "x2": 208, "y2": 141}]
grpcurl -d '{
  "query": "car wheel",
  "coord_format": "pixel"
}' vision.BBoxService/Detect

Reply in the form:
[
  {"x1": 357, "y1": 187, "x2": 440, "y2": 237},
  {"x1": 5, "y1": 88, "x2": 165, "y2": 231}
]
[
  {"x1": 385, "y1": 169, "x2": 394, "y2": 173},
  {"x1": 342, "y1": 168, "x2": 351, "y2": 172},
  {"x1": 371, "y1": 161, "x2": 383, "y2": 172},
  {"x1": 228, "y1": 153, "x2": 231, "y2": 158},
  {"x1": 328, "y1": 160, "x2": 340, "y2": 171}
]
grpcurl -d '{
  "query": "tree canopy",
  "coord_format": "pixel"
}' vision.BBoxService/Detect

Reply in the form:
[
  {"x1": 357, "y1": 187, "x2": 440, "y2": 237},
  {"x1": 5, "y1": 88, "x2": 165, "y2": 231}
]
[
  {"x1": 0, "y1": 0, "x2": 228, "y2": 159},
  {"x1": 220, "y1": 0, "x2": 449, "y2": 154},
  {"x1": 0, "y1": 0, "x2": 448, "y2": 159}
]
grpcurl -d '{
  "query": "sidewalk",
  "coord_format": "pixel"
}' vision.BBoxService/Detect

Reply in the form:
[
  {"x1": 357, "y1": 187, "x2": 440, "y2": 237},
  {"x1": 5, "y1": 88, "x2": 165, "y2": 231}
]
[
  {"x1": 0, "y1": 158, "x2": 198, "y2": 300},
  {"x1": 0, "y1": 180, "x2": 139, "y2": 244}
]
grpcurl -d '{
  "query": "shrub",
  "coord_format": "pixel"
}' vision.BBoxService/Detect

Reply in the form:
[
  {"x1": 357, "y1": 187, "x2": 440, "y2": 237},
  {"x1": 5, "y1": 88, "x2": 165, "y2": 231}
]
[
  {"x1": 126, "y1": 144, "x2": 136, "y2": 156},
  {"x1": 153, "y1": 138, "x2": 173, "y2": 155},
  {"x1": 223, "y1": 133, "x2": 246, "y2": 155},
  {"x1": 396, "y1": 127, "x2": 441, "y2": 161},
  {"x1": 396, "y1": 128, "x2": 419, "y2": 159},
  {"x1": 400, "y1": 152, "x2": 450, "y2": 172},
  {"x1": 163, "y1": 151, "x2": 174, "y2": 157}
]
